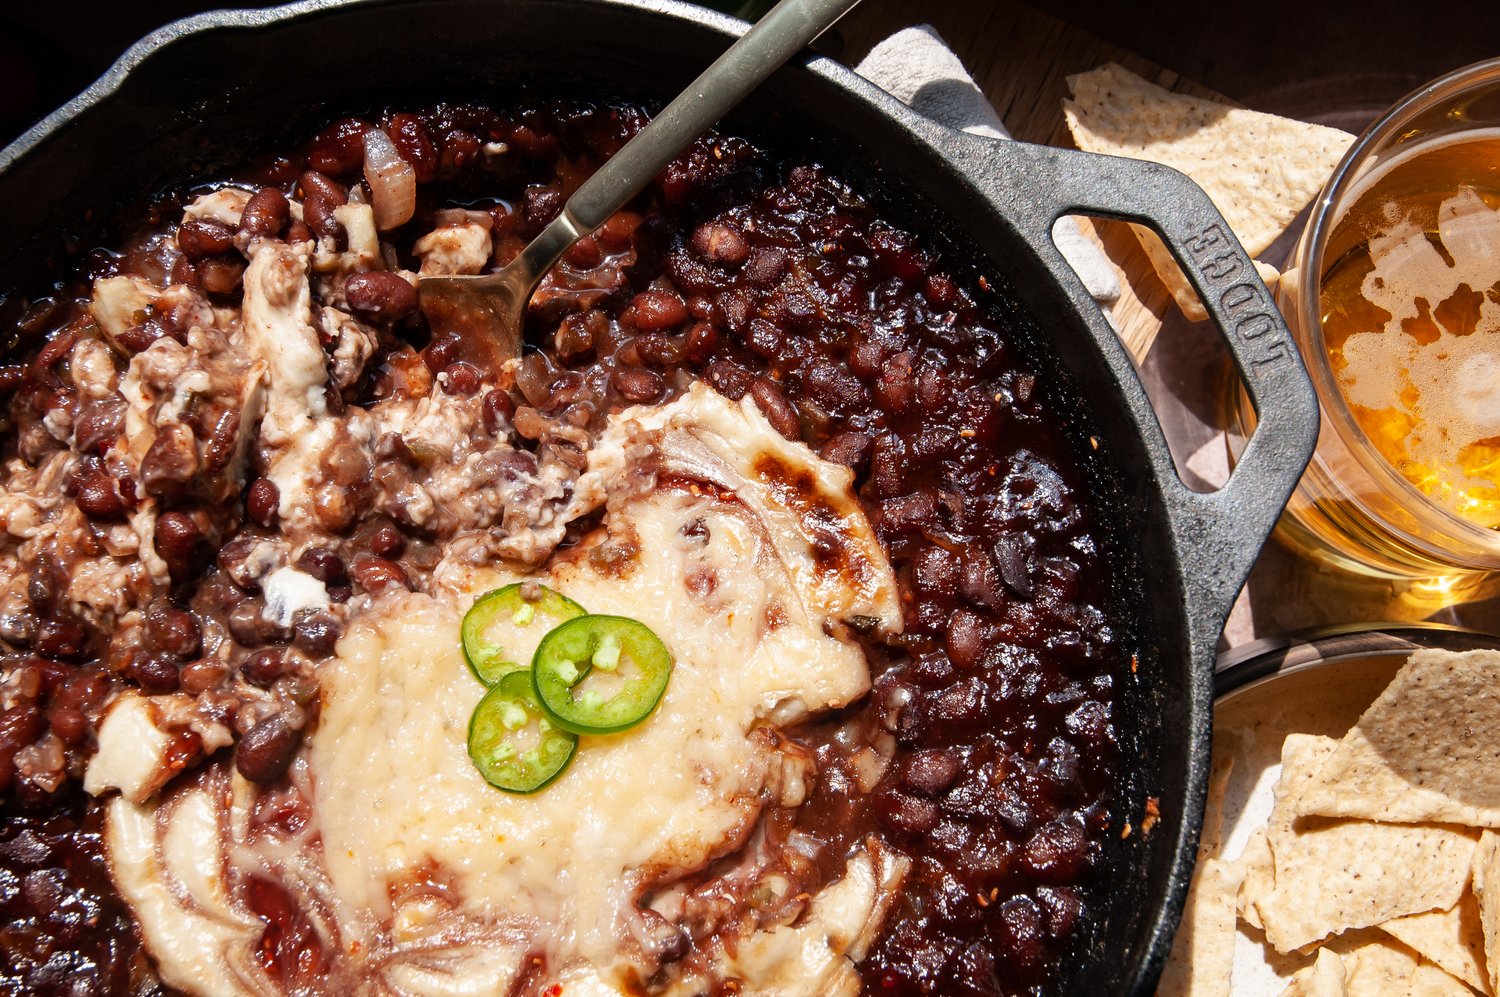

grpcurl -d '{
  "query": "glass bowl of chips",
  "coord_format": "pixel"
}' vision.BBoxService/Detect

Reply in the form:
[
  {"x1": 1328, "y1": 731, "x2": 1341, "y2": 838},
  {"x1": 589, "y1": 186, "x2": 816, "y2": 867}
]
[{"x1": 1259, "y1": 57, "x2": 1500, "y2": 583}]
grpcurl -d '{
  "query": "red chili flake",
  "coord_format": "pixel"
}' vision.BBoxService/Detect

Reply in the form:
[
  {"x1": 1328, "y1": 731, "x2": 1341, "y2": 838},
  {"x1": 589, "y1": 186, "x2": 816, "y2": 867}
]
[{"x1": 1141, "y1": 797, "x2": 1161, "y2": 836}]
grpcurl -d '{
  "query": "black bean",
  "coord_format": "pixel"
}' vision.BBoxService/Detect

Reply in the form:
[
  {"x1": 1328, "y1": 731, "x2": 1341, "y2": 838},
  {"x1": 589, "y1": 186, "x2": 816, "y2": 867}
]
[
  {"x1": 47, "y1": 706, "x2": 88, "y2": 746},
  {"x1": 750, "y1": 378, "x2": 800, "y2": 440},
  {"x1": 303, "y1": 193, "x2": 346, "y2": 243},
  {"x1": 239, "y1": 187, "x2": 290, "y2": 240},
  {"x1": 820, "y1": 430, "x2": 871, "y2": 470},
  {"x1": 306, "y1": 119, "x2": 368, "y2": 176},
  {"x1": 1036, "y1": 886, "x2": 1082, "y2": 939},
  {"x1": 691, "y1": 221, "x2": 749, "y2": 265},
  {"x1": 881, "y1": 490, "x2": 941, "y2": 535},
  {"x1": 932, "y1": 678, "x2": 986, "y2": 724},
  {"x1": 298, "y1": 169, "x2": 348, "y2": 206},
  {"x1": 153, "y1": 512, "x2": 200, "y2": 580},
  {"x1": 236, "y1": 715, "x2": 302, "y2": 783},
  {"x1": 945, "y1": 608, "x2": 989, "y2": 670},
  {"x1": 992, "y1": 536, "x2": 1032, "y2": 599},
  {"x1": 902, "y1": 749, "x2": 961, "y2": 797},
  {"x1": 960, "y1": 548, "x2": 1007, "y2": 611},
  {"x1": 0, "y1": 705, "x2": 44, "y2": 792},
  {"x1": 369, "y1": 524, "x2": 405, "y2": 559},
  {"x1": 874, "y1": 788, "x2": 940, "y2": 836},
  {"x1": 179, "y1": 660, "x2": 227, "y2": 695},
  {"x1": 1022, "y1": 816, "x2": 1089, "y2": 883},
  {"x1": 176, "y1": 219, "x2": 235, "y2": 259},
  {"x1": 73, "y1": 470, "x2": 124, "y2": 520},
  {"x1": 292, "y1": 612, "x2": 343, "y2": 656},
  {"x1": 1064, "y1": 700, "x2": 1111, "y2": 748},
  {"x1": 227, "y1": 601, "x2": 277, "y2": 647},
  {"x1": 848, "y1": 337, "x2": 884, "y2": 380},
  {"x1": 35, "y1": 619, "x2": 86, "y2": 660},
  {"x1": 197, "y1": 256, "x2": 245, "y2": 295},
  {"x1": 870, "y1": 434, "x2": 907, "y2": 499},
  {"x1": 481, "y1": 389, "x2": 514, "y2": 434},
  {"x1": 631, "y1": 290, "x2": 688, "y2": 331},
  {"x1": 925, "y1": 273, "x2": 959, "y2": 308},
  {"x1": 683, "y1": 322, "x2": 719, "y2": 363},
  {"x1": 613, "y1": 367, "x2": 664, "y2": 403},
  {"x1": 145, "y1": 605, "x2": 201, "y2": 659},
  {"x1": 441, "y1": 362, "x2": 481, "y2": 396},
  {"x1": 72, "y1": 399, "x2": 125, "y2": 455},
  {"x1": 523, "y1": 186, "x2": 564, "y2": 227},
  {"x1": 348, "y1": 554, "x2": 408, "y2": 595},
  {"x1": 875, "y1": 350, "x2": 917, "y2": 413},
  {"x1": 246, "y1": 478, "x2": 279, "y2": 528},
  {"x1": 115, "y1": 318, "x2": 170, "y2": 354},
  {"x1": 995, "y1": 896, "x2": 1046, "y2": 970},
  {"x1": 294, "y1": 547, "x2": 346, "y2": 584},
  {"x1": 715, "y1": 291, "x2": 754, "y2": 334},
  {"x1": 743, "y1": 246, "x2": 788, "y2": 287},
  {"x1": 240, "y1": 649, "x2": 286, "y2": 688},
  {"x1": 169, "y1": 256, "x2": 199, "y2": 287},
  {"x1": 387, "y1": 112, "x2": 437, "y2": 183},
  {"x1": 128, "y1": 652, "x2": 180, "y2": 694},
  {"x1": 345, "y1": 271, "x2": 417, "y2": 323}
]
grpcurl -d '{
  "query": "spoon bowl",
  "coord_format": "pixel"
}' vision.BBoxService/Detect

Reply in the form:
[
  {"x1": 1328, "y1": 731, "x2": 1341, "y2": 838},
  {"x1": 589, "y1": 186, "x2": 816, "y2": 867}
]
[{"x1": 417, "y1": 0, "x2": 863, "y2": 359}]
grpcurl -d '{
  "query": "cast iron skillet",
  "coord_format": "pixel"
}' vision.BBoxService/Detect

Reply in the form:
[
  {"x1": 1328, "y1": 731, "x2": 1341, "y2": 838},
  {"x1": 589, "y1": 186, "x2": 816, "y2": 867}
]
[{"x1": 0, "y1": 1, "x2": 1319, "y2": 992}]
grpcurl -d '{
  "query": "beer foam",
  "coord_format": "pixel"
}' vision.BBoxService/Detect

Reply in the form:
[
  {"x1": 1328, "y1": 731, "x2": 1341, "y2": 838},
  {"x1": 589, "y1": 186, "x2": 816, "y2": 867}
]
[{"x1": 1336, "y1": 187, "x2": 1500, "y2": 513}]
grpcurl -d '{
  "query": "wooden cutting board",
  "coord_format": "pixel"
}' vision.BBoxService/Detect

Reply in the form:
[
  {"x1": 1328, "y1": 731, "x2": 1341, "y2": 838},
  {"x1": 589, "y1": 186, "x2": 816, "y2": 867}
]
[{"x1": 835, "y1": 0, "x2": 1237, "y2": 360}]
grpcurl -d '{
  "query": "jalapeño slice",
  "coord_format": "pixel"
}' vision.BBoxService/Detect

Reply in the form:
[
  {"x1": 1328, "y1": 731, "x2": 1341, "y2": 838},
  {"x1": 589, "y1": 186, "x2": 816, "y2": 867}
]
[
  {"x1": 467, "y1": 670, "x2": 579, "y2": 793},
  {"x1": 462, "y1": 583, "x2": 586, "y2": 685},
  {"x1": 532, "y1": 615, "x2": 673, "y2": 735}
]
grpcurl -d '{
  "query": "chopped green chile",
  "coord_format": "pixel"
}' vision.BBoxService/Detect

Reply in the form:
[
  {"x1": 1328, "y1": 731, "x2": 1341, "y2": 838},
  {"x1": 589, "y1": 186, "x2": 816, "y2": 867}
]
[
  {"x1": 461, "y1": 583, "x2": 586, "y2": 685},
  {"x1": 532, "y1": 616, "x2": 673, "y2": 735},
  {"x1": 467, "y1": 670, "x2": 579, "y2": 793}
]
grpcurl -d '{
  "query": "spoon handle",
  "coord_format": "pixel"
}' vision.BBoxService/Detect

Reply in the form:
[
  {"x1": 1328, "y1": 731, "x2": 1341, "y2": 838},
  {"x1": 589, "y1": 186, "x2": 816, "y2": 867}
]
[
  {"x1": 512, "y1": 0, "x2": 862, "y2": 279},
  {"x1": 568, "y1": 0, "x2": 861, "y2": 228}
]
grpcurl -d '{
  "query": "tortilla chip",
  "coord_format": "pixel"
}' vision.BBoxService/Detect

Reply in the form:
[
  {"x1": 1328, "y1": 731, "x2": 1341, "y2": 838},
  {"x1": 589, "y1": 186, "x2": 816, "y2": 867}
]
[
  {"x1": 1064, "y1": 63, "x2": 1351, "y2": 256},
  {"x1": 1200, "y1": 744, "x2": 1235, "y2": 863},
  {"x1": 1159, "y1": 858, "x2": 1239, "y2": 996},
  {"x1": 1279, "y1": 947, "x2": 1346, "y2": 996},
  {"x1": 1123, "y1": 229, "x2": 1281, "y2": 320},
  {"x1": 1252, "y1": 734, "x2": 1477, "y2": 953},
  {"x1": 1296, "y1": 650, "x2": 1500, "y2": 828},
  {"x1": 1234, "y1": 827, "x2": 1274, "y2": 931},
  {"x1": 1411, "y1": 960, "x2": 1482, "y2": 996},
  {"x1": 1331, "y1": 935, "x2": 1420, "y2": 995},
  {"x1": 1063, "y1": 63, "x2": 1349, "y2": 320},
  {"x1": 1380, "y1": 892, "x2": 1490, "y2": 994},
  {"x1": 1472, "y1": 831, "x2": 1500, "y2": 995}
]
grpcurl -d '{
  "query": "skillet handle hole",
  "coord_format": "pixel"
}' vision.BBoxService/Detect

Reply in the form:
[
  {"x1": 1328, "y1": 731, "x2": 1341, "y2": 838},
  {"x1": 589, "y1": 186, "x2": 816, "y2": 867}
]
[{"x1": 1057, "y1": 211, "x2": 1252, "y2": 497}]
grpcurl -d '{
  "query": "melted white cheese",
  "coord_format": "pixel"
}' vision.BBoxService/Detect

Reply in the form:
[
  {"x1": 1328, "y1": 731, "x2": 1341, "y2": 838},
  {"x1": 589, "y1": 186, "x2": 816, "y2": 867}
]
[
  {"x1": 578, "y1": 382, "x2": 901, "y2": 635},
  {"x1": 313, "y1": 481, "x2": 876, "y2": 984},
  {"x1": 261, "y1": 565, "x2": 331, "y2": 626},
  {"x1": 105, "y1": 385, "x2": 907, "y2": 995},
  {"x1": 107, "y1": 781, "x2": 262, "y2": 997},
  {"x1": 83, "y1": 692, "x2": 173, "y2": 803},
  {"x1": 240, "y1": 239, "x2": 334, "y2": 526}
]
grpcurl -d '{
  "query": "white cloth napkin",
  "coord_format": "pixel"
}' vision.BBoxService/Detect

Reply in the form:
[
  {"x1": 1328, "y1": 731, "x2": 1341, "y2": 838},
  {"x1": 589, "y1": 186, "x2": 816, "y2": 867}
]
[{"x1": 855, "y1": 25, "x2": 1121, "y2": 304}]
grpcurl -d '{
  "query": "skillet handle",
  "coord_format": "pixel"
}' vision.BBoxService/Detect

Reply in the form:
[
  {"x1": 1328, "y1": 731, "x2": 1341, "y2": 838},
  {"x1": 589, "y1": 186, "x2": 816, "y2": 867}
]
[{"x1": 941, "y1": 136, "x2": 1319, "y2": 645}]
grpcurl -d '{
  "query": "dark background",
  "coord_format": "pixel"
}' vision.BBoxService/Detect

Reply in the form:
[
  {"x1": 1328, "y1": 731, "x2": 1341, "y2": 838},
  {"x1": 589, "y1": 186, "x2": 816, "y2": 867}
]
[{"x1": 2, "y1": 0, "x2": 1495, "y2": 148}]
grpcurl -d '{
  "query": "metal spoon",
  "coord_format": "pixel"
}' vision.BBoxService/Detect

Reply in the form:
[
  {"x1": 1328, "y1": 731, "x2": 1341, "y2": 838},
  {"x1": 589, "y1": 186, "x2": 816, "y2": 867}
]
[{"x1": 417, "y1": 0, "x2": 863, "y2": 365}]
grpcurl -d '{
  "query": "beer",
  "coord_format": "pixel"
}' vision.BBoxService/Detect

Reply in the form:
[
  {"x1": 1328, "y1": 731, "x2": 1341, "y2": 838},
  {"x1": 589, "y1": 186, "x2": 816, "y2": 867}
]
[{"x1": 1318, "y1": 130, "x2": 1500, "y2": 529}]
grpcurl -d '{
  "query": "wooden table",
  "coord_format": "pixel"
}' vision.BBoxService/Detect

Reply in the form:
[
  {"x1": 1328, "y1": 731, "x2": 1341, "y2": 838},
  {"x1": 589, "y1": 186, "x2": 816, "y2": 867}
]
[{"x1": 827, "y1": 0, "x2": 1500, "y2": 648}]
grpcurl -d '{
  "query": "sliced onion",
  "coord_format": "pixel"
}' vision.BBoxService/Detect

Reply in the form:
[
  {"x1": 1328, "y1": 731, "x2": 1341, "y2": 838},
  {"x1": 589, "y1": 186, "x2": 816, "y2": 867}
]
[{"x1": 363, "y1": 128, "x2": 416, "y2": 231}]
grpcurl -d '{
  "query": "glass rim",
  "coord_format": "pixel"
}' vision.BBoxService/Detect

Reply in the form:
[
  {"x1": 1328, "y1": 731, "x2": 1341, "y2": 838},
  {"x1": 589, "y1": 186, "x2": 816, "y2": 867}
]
[{"x1": 1296, "y1": 55, "x2": 1500, "y2": 562}]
